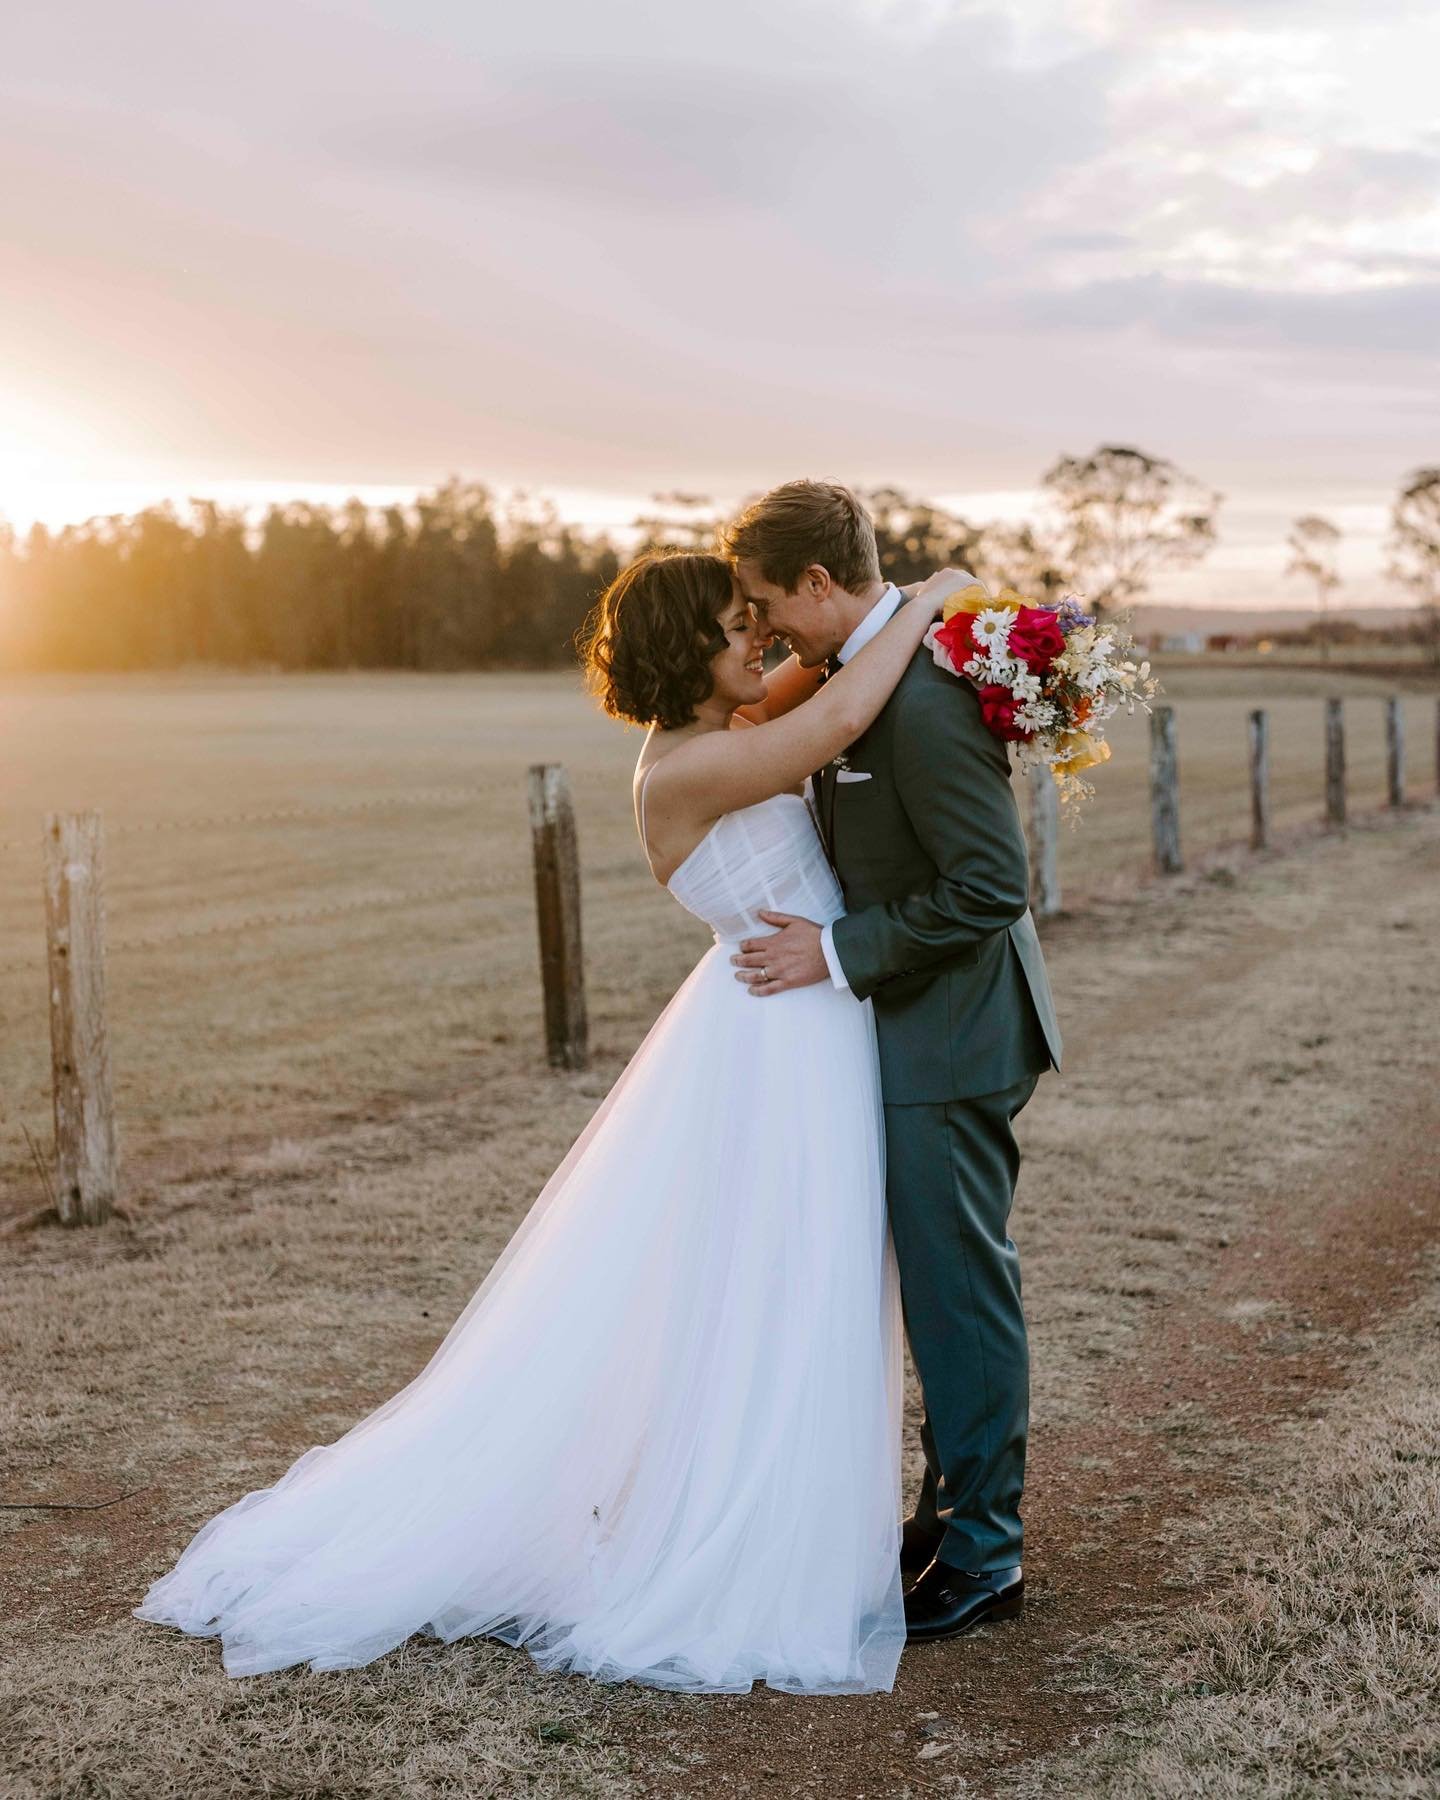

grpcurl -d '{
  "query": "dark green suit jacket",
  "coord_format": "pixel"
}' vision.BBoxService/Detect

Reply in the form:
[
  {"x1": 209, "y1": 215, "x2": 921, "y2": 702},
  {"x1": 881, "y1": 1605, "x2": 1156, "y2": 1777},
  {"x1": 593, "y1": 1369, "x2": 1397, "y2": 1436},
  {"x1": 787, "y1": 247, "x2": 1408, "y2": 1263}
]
[{"x1": 817, "y1": 634, "x2": 1062, "y2": 1104}]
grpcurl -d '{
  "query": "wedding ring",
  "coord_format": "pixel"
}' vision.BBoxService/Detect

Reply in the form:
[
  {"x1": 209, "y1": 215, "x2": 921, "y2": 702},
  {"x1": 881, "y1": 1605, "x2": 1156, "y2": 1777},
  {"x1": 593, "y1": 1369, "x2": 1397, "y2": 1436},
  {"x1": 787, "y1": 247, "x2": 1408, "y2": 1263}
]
[{"x1": 760, "y1": 966, "x2": 768, "y2": 982}]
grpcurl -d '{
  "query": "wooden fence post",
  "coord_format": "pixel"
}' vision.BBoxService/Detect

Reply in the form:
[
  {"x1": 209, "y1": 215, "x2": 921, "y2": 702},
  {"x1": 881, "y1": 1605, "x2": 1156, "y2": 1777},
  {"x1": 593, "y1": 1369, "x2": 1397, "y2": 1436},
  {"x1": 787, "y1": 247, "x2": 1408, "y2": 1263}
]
[
  {"x1": 1027, "y1": 765, "x2": 1061, "y2": 919},
  {"x1": 42, "y1": 811, "x2": 118, "y2": 1225},
  {"x1": 528, "y1": 764, "x2": 588, "y2": 1071},
  {"x1": 1325, "y1": 698, "x2": 1346, "y2": 828},
  {"x1": 1384, "y1": 697, "x2": 1405, "y2": 808},
  {"x1": 1149, "y1": 705, "x2": 1182, "y2": 874},
  {"x1": 1248, "y1": 709, "x2": 1270, "y2": 851}
]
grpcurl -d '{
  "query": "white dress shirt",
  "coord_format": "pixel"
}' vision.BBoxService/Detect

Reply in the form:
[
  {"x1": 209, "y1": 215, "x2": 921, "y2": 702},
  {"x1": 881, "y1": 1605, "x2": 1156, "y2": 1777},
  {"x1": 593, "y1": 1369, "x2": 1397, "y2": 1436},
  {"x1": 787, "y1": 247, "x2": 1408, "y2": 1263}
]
[{"x1": 818, "y1": 584, "x2": 905, "y2": 993}]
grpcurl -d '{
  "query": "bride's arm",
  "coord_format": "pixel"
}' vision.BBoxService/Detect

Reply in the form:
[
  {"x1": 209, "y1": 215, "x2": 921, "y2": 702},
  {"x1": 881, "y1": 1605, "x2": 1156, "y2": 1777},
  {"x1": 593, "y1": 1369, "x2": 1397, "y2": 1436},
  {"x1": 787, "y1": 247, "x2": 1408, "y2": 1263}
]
[
  {"x1": 733, "y1": 653, "x2": 824, "y2": 725},
  {"x1": 651, "y1": 569, "x2": 971, "y2": 822},
  {"x1": 735, "y1": 582, "x2": 929, "y2": 725}
]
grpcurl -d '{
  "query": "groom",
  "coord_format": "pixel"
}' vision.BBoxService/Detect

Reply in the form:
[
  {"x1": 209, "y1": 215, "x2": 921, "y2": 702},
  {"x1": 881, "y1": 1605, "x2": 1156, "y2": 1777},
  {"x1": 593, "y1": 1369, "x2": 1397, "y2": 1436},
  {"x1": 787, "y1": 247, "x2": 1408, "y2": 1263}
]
[{"x1": 724, "y1": 480, "x2": 1062, "y2": 1641}]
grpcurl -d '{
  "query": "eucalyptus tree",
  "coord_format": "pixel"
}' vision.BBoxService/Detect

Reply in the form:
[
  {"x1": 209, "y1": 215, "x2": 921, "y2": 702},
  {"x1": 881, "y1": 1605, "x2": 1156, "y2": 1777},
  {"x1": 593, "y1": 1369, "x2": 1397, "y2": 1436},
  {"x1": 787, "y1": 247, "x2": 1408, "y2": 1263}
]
[
  {"x1": 1285, "y1": 514, "x2": 1343, "y2": 662},
  {"x1": 1040, "y1": 444, "x2": 1221, "y2": 619},
  {"x1": 1386, "y1": 467, "x2": 1440, "y2": 666}
]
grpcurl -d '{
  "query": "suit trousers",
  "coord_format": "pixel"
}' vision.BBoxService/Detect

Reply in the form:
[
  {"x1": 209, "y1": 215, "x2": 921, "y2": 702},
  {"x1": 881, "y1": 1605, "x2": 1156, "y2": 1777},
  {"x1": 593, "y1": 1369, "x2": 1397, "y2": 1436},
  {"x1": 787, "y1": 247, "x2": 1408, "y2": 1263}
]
[{"x1": 884, "y1": 1070, "x2": 1039, "y2": 1573}]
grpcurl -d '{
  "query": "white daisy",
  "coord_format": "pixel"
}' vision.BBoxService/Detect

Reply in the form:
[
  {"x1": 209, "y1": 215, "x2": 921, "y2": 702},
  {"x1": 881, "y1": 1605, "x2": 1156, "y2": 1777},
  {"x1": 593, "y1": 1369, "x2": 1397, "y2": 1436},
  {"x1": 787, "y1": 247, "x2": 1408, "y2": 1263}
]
[
  {"x1": 1016, "y1": 699, "x2": 1058, "y2": 732},
  {"x1": 973, "y1": 608, "x2": 1013, "y2": 648}
]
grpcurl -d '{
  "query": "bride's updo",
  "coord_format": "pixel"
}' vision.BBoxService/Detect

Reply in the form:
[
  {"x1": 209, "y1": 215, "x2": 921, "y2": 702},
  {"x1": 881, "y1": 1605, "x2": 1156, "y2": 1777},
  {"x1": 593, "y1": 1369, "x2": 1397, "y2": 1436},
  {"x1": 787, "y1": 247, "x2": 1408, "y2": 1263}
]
[{"x1": 581, "y1": 551, "x2": 737, "y2": 730}]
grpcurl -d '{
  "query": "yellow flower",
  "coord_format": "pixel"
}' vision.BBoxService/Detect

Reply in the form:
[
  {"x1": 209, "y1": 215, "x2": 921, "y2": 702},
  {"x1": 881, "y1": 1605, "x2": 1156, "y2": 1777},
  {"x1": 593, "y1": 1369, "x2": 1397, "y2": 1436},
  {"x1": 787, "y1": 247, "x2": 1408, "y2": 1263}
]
[
  {"x1": 941, "y1": 582, "x2": 1028, "y2": 623},
  {"x1": 1051, "y1": 731, "x2": 1111, "y2": 777}
]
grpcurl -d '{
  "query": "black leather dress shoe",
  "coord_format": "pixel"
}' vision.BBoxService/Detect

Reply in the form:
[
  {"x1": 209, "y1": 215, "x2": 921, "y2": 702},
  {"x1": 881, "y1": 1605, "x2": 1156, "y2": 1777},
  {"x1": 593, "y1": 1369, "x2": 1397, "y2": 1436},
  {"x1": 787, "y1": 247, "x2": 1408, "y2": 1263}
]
[
  {"x1": 900, "y1": 1517, "x2": 946, "y2": 1581},
  {"x1": 903, "y1": 1561, "x2": 1023, "y2": 1641}
]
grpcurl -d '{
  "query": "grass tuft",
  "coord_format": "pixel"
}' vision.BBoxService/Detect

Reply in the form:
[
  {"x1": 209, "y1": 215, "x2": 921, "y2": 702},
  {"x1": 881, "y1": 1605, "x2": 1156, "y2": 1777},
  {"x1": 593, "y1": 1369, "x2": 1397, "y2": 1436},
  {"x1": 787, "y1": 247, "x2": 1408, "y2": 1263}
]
[{"x1": 1005, "y1": 1267, "x2": 1440, "y2": 1799}]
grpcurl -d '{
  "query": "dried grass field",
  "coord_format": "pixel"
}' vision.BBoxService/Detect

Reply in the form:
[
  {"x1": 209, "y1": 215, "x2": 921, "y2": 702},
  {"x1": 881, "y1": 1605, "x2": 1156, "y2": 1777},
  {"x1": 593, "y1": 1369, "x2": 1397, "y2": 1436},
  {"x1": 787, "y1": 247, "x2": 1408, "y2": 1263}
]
[
  {"x1": 0, "y1": 660, "x2": 1431, "y2": 1198},
  {"x1": 2, "y1": 660, "x2": 1438, "y2": 1798}
]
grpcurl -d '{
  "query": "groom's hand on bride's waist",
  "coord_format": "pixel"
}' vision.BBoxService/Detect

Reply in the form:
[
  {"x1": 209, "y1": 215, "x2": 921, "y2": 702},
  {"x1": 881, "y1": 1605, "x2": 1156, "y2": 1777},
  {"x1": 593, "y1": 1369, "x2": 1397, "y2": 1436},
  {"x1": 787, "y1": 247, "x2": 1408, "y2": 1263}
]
[{"x1": 732, "y1": 912, "x2": 828, "y2": 997}]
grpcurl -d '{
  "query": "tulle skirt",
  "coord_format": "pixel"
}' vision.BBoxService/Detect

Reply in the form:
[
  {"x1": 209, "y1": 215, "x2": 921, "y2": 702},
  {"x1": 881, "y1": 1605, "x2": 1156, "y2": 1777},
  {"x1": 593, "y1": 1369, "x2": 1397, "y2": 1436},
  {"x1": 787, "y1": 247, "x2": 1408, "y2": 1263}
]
[{"x1": 135, "y1": 942, "x2": 905, "y2": 1693}]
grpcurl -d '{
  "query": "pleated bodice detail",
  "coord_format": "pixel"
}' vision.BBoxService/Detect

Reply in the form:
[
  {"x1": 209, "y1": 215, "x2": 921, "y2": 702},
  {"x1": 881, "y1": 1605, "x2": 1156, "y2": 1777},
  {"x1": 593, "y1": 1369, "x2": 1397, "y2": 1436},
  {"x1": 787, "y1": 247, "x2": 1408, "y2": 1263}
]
[{"x1": 665, "y1": 793, "x2": 842, "y2": 945}]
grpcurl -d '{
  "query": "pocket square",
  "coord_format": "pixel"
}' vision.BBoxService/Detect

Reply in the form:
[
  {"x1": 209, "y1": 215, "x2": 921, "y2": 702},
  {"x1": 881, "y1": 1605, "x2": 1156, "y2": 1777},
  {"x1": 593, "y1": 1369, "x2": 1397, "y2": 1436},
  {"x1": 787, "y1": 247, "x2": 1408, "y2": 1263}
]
[{"x1": 835, "y1": 769, "x2": 873, "y2": 784}]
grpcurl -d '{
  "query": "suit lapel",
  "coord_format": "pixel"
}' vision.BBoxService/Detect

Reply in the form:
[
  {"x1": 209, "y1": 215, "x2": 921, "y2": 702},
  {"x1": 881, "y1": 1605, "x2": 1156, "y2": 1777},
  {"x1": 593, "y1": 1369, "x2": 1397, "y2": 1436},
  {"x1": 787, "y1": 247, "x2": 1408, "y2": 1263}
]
[
  {"x1": 810, "y1": 761, "x2": 837, "y2": 863},
  {"x1": 814, "y1": 654, "x2": 843, "y2": 861}
]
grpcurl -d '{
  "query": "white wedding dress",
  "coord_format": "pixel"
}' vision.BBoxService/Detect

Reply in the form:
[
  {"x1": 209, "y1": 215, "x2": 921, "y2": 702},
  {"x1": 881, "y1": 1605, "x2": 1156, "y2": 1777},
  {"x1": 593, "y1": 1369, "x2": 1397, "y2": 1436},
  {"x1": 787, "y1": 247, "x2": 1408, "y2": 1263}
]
[{"x1": 136, "y1": 783, "x2": 906, "y2": 1693}]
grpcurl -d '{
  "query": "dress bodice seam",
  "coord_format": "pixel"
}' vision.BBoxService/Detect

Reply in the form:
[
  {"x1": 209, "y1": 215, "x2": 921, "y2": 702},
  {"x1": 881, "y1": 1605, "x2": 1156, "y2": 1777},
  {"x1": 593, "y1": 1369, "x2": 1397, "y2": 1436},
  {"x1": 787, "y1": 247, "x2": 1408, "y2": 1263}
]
[{"x1": 656, "y1": 790, "x2": 812, "y2": 894}]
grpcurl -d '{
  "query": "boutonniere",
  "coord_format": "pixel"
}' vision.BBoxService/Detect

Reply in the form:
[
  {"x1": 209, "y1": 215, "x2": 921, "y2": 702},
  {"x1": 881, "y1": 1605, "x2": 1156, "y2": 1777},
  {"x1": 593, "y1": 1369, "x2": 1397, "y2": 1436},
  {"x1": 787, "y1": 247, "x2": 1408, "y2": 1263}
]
[{"x1": 829, "y1": 747, "x2": 852, "y2": 773}]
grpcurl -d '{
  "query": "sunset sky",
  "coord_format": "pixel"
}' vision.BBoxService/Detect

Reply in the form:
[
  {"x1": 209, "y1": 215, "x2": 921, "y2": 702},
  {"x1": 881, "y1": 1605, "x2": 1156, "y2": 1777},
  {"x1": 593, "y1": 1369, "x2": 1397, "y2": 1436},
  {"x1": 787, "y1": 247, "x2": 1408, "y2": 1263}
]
[{"x1": 5, "y1": 0, "x2": 1438, "y2": 606}]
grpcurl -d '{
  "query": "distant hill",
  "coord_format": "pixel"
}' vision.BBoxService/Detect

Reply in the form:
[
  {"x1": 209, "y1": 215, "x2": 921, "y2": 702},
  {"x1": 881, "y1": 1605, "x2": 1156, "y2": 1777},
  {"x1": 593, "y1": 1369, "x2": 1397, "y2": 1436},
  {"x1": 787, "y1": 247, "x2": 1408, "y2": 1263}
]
[{"x1": 1132, "y1": 603, "x2": 1417, "y2": 639}]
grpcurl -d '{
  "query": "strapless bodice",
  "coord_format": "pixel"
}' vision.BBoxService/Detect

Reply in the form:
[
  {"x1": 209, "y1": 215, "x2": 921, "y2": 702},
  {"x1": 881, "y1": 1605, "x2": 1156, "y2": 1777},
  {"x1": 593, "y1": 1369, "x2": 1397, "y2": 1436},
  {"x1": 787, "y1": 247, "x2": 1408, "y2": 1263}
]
[{"x1": 666, "y1": 792, "x2": 843, "y2": 945}]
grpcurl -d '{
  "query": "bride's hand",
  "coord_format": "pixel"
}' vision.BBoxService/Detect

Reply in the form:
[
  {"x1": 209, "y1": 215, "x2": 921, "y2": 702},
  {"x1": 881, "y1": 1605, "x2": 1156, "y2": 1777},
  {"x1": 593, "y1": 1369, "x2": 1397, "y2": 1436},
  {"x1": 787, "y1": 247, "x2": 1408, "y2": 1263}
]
[{"x1": 913, "y1": 567, "x2": 984, "y2": 620}]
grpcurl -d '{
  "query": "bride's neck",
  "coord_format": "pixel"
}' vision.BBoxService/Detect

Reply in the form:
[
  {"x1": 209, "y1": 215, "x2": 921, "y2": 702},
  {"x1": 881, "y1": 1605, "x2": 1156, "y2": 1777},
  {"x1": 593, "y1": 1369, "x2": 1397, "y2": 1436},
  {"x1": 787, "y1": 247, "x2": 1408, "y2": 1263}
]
[{"x1": 672, "y1": 697, "x2": 737, "y2": 738}]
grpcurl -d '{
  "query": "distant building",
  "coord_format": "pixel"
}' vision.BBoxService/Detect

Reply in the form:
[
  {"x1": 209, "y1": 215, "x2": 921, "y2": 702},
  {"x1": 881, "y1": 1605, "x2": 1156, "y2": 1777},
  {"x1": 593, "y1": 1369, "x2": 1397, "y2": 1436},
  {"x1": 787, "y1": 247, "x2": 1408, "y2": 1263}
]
[
  {"x1": 1159, "y1": 631, "x2": 1205, "y2": 655},
  {"x1": 1205, "y1": 633, "x2": 1244, "y2": 653}
]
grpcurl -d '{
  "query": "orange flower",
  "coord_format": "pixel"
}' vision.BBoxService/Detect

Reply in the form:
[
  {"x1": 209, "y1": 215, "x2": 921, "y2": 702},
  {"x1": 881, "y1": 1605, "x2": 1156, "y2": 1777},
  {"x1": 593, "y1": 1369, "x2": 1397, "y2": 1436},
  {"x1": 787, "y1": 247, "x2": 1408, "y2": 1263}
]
[{"x1": 1052, "y1": 732, "x2": 1111, "y2": 777}]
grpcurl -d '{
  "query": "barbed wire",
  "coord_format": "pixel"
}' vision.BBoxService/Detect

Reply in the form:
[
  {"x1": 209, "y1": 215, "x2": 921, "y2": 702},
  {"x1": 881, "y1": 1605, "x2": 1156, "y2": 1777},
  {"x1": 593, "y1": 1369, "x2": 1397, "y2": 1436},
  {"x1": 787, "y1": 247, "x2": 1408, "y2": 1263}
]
[
  {"x1": 0, "y1": 855, "x2": 648, "y2": 977},
  {"x1": 0, "y1": 784, "x2": 495, "y2": 855},
  {"x1": 0, "y1": 878, "x2": 488, "y2": 973},
  {"x1": 131, "y1": 878, "x2": 502, "y2": 952}
]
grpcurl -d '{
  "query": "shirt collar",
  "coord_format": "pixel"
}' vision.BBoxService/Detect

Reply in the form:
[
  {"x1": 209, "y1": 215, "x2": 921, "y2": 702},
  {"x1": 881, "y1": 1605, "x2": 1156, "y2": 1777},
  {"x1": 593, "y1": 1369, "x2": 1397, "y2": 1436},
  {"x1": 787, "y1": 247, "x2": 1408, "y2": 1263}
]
[{"x1": 835, "y1": 583, "x2": 904, "y2": 665}]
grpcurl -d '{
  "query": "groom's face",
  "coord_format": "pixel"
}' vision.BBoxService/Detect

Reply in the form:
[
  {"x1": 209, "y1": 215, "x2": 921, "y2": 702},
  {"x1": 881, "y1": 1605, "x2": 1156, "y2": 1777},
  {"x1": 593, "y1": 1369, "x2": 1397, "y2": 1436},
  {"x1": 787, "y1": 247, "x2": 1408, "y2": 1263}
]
[{"x1": 735, "y1": 560, "x2": 838, "y2": 668}]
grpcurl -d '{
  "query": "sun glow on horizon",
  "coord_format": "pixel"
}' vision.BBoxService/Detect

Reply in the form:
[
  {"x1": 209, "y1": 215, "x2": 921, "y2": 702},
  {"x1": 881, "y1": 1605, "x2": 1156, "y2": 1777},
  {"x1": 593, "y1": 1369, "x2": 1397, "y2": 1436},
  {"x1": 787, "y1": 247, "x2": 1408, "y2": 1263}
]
[
  {"x1": 0, "y1": 465, "x2": 1407, "y2": 613},
  {"x1": 0, "y1": 462, "x2": 665, "y2": 539}
]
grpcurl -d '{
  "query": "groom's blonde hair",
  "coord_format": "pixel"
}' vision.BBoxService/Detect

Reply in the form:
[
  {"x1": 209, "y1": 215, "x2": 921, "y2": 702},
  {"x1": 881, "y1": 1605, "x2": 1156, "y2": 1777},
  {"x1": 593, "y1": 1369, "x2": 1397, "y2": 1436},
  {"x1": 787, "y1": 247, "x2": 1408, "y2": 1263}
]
[{"x1": 721, "y1": 479, "x2": 882, "y2": 596}]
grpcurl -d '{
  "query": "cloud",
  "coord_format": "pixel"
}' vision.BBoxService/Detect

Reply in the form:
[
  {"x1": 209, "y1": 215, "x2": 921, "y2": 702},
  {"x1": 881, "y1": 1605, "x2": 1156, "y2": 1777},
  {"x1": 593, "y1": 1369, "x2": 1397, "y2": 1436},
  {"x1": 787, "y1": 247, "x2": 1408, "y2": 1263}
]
[
  {"x1": 1022, "y1": 272, "x2": 1440, "y2": 356},
  {"x1": 1134, "y1": 0, "x2": 1432, "y2": 21},
  {"x1": 1031, "y1": 231, "x2": 1139, "y2": 253},
  {"x1": 318, "y1": 28, "x2": 1122, "y2": 282},
  {"x1": 328, "y1": 63, "x2": 837, "y2": 216}
]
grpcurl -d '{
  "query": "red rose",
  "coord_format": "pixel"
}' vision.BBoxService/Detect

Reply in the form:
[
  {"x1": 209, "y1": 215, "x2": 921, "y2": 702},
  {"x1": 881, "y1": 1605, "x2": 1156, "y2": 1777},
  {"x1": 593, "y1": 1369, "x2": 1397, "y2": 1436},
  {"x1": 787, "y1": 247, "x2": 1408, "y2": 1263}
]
[
  {"x1": 933, "y1": 611, "x2": 979, "y2": 670},
  {"x1": 977, "y1": 683, "x2": 1032, "y2": 741},
  {"x1": 1006, "y1": 605, "x2": 1065, "y2": 672}
]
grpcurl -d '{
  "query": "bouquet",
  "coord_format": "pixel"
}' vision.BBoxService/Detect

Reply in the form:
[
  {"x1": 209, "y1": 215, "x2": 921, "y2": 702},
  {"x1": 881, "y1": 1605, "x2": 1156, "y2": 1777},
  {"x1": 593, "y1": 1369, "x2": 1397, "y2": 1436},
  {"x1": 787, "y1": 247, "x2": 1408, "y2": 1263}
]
[{"x1": 925, "y1": 583, "x2": 1158, "y2": 810}]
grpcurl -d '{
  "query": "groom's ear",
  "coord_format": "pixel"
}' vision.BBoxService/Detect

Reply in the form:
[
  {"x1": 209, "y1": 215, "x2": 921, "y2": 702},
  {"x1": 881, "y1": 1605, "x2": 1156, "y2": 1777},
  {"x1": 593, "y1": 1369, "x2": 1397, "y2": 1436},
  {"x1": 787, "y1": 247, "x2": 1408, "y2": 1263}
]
[{"x1": 802, "y1": 563, "x2": 834, "y2": 600}]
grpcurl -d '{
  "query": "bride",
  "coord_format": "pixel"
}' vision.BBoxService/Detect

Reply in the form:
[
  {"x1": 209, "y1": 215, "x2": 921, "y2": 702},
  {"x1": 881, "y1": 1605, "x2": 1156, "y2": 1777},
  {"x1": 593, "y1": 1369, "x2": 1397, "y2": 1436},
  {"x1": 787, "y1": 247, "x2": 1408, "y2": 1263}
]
[{"x1": 135, "y1": 551, "x2": 965, "y2": 1695}]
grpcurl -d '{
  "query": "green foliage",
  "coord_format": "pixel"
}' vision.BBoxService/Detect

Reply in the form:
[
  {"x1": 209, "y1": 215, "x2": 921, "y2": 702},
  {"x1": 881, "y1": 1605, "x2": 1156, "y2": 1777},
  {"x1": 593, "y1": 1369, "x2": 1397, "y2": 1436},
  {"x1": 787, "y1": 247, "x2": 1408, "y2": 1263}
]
[
  {"x1": 0, "y1": 450, "x2": 1251, "y2": 671},
  {"x1": 862, "y1": 487, "x2": 988, "y2": 587},
  {"x1": 1386, "y1": 466, "x2": 1440, "y2": 664},
  {"x1": 0, "y1": 481, "x2": 621, "y2": 673}
]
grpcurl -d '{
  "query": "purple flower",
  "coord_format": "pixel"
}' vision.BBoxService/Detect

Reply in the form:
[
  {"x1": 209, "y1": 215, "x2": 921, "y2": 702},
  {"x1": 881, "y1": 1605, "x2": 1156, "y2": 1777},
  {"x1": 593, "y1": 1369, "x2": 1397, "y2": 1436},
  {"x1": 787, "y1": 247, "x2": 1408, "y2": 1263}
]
[{"x1": 1055, "y1": 595, "x2": 1096, "y2": 631}]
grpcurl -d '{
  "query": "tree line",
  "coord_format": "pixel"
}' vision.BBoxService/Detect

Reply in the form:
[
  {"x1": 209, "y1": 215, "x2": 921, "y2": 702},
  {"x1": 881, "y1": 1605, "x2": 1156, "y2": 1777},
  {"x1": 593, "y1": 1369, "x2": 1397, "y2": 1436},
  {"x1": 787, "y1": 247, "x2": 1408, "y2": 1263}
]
[
  {"x1": 0, "y1": 483, "x2": 621, "y2": 672},
  {"x1": 1, "y1": 448, "x2": 1435, "y2": 671}
]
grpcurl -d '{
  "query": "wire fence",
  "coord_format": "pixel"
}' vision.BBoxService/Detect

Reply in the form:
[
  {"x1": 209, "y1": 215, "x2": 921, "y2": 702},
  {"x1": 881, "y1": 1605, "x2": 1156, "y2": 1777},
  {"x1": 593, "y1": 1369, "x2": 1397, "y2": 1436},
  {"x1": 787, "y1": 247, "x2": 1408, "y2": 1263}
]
[
  {"x1": 0, "y1": 785, "x2": 489, "y2": 858},
  {"x1": 5, "y1": 686, "x2": 1437, "y2": 1222}
]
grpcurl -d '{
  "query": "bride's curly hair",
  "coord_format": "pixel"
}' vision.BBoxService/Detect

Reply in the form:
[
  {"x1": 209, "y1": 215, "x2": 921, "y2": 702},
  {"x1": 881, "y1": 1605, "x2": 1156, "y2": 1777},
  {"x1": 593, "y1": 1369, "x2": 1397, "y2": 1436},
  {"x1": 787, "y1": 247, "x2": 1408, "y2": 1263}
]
[{"x1": 580, "y1": 551, "x2": 737, "y2": 730}]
